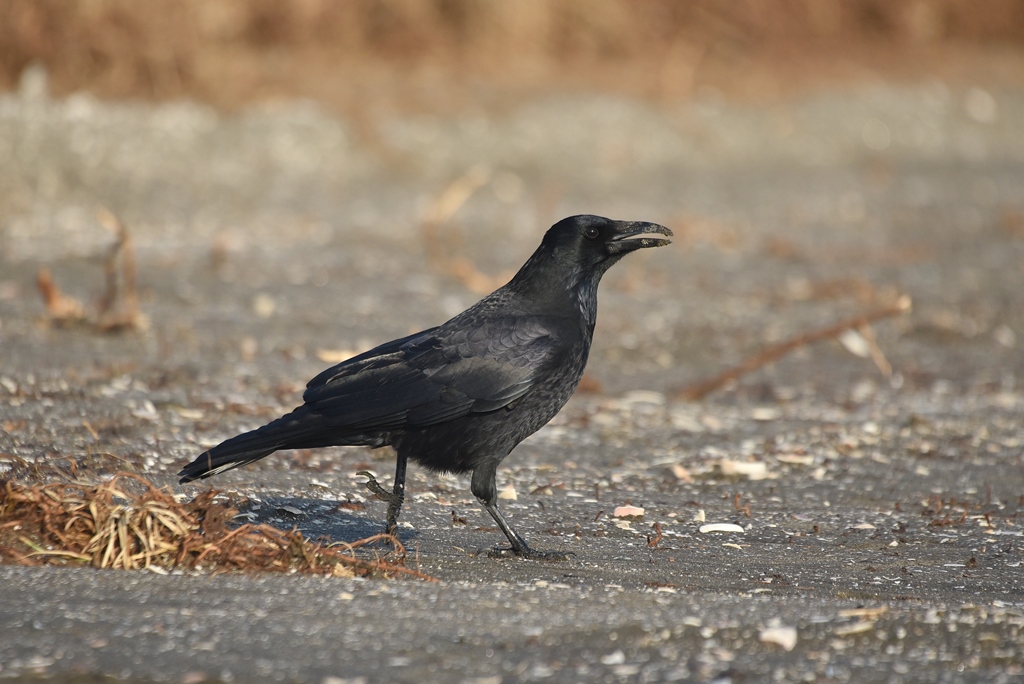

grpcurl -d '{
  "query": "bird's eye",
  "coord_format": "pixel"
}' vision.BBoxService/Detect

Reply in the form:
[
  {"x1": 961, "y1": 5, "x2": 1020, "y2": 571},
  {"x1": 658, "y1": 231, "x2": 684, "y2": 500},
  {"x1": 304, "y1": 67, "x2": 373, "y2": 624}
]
[{"x1": 583, "y1": 226, "x2": 600, "y2": 240}]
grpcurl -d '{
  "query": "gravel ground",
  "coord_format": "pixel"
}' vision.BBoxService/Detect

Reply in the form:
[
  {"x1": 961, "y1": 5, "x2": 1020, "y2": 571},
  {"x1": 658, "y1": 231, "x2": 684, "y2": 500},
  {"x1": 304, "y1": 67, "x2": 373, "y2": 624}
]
[{"x1": 1, "y1": 72, "x2": 1023, "y2": 682}]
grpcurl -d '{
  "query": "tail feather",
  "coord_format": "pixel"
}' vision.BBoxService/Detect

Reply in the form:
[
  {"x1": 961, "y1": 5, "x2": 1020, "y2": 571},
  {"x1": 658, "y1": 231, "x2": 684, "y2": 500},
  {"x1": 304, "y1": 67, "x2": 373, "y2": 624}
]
[{"x1": 178, "y1": 409, "x2": 322, "y2": 483}]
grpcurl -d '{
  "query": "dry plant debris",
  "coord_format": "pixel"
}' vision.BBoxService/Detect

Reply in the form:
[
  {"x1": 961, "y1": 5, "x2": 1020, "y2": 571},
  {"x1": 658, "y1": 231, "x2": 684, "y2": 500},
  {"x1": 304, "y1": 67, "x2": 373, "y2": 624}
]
[
  {"x1": 34, "y1": 267, "x2": 88, "y2": 324},
  {"x1": 34, "y1": 208, "x2": 147, "y2": 332},
  {"x1": 678, "y1": 295, "x2": 912, "y2": 401},
  {"x1": 0, "y1": 473, "x2": 436, "y2": 581}
]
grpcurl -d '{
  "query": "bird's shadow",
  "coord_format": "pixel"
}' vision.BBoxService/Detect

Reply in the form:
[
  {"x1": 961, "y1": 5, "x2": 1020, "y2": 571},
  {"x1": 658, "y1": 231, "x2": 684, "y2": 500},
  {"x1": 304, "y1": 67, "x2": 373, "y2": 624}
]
[{"x1": 235, "y1": 496, "x2": 416, "y2": 546}]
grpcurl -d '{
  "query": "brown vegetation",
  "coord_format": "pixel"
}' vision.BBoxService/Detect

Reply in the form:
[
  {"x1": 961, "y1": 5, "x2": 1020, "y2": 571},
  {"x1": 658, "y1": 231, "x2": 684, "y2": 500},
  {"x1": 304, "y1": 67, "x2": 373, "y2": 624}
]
[
  {"x1": 35, "y1": 208, "x2": 146, "y2": 333},
  {"x1": 0, "y1": 473, "x2": 436, "y2": 580},
  {"x1": 3, "y1": 1, "x2": 1024, "y2": 112}
]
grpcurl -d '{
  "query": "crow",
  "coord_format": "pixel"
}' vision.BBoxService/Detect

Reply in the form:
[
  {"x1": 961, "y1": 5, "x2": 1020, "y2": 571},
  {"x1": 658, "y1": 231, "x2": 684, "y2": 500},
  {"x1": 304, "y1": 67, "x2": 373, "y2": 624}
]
[{"x1": 179, "y1": 214, "x2": 672, "y2": 559}]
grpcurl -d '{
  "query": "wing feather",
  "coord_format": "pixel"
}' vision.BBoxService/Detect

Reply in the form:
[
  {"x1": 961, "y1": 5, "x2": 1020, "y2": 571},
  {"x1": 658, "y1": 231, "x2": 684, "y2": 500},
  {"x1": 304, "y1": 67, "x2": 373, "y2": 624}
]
[{"x1": 297, "y1": 317, "x2": 565, "y2": 431}]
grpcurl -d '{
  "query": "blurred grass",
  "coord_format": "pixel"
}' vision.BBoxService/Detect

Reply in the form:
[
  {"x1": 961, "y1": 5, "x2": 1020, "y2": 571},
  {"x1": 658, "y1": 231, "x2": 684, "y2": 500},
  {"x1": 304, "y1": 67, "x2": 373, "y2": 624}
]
[{"x1": 2, "y1": 0, "x2": 1024, "y2": 111}]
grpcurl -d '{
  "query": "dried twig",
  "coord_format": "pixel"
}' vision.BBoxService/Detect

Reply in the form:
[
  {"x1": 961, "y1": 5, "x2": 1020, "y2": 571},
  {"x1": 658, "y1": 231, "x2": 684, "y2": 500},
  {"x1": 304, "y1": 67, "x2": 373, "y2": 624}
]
[
  {"x1": 647, "y1": 521, "x2": 663, "y2": 548},
  {"x1": 421, "y1": 165, "x2": 514, "y2": 294},
  {"x1": 95, "y1": 208, "x2": 143, "y2": 331},
  {"x1": 34, "y1": 208, "x2": 146, "y2": 332},
  {"x1": 35, "y1": 268, "x2": 87, "y2": 324},
  {"x1": 422, "y1": 165, "x2": 492, "y2": 230},
  {"x1": 850, "y1": 324, "x2": 893, "y2": 377},
  {"x1": 677, "y1": 295, "x2": 911, "y2": 401}
]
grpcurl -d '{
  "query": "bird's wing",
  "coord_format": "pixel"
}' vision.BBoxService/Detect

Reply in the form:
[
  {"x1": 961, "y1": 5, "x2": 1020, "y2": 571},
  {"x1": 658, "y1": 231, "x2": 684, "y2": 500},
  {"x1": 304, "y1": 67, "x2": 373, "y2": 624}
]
[
  {"x1": 304, "y1": 326, "x2": 441, "y2": 394},
  {"x1": 300, "y1": 317, "x2": 566, "y2": 430}
]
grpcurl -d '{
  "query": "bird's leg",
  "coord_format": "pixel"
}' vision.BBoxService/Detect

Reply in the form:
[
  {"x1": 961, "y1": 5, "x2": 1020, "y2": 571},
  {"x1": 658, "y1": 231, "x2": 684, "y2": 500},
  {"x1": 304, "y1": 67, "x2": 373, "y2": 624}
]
[
  {"x1": 385, "y1": 451, "x2": 407, "y2": 535},
  {"x1": 471, "y1": 462, "x2": 572, "y2": 561},
  {"x1": 357, "y1": 450, "x2": 408, "y2": 536}
]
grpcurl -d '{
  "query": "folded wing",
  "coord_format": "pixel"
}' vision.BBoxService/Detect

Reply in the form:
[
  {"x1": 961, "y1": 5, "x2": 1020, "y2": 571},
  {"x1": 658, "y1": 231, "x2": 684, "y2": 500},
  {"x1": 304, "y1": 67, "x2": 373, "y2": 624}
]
[{"x1": 300, "y1": 317, "x2": 565, "y2": 431}]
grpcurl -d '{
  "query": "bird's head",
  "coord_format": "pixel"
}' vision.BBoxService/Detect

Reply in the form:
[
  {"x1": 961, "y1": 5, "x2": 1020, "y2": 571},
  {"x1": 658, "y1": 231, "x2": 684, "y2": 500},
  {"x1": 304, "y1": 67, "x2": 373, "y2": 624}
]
[
  {"x1": 540, "y1": 214, "x2": 673, "y2": 274},
  {"x1": 498, "y1": 214, "x2": 673, "y2": 318}
]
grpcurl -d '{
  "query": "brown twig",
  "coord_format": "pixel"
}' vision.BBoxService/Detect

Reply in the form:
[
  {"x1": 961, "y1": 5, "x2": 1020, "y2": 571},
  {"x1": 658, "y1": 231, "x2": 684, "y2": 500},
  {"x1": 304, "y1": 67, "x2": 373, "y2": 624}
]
[
  {"x1": 647, "y1": 521, "x2": 663, "y2": 548},
  {"x1": 35, "y1": 268, "x2": 87, "y2": 324},
  {"x1": 420, "y1": 165, "x2": 514, "y2": 294},
  {"x1": 95, "y1": 208, "x2": 144, "y2": 331},
  {"x1": 34, "y1": 208, "x2": 146, "y2": 332},
  {"x1": 677, "y1": 295, "x2": 911, "y2": 401},
  {"x1": 853, "y1": 323, "x2": 893, "y2": 377}
]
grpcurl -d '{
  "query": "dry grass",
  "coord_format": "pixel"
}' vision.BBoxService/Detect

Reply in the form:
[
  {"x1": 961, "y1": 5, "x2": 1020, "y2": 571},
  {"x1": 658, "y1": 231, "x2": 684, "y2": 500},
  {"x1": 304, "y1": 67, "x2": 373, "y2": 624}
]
[
  {"x1": 0, "y1": 473, "x2": 436, "y2": 580},
  {"x1": 3, "y1": 1, "x2": 1023, "y2": 112}
]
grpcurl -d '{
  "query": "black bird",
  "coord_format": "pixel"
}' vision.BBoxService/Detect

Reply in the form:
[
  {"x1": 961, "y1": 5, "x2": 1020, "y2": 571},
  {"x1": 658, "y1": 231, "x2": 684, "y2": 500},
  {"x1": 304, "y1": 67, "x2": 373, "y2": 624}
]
[{"x1": 179, "y1": 215, "x2": 672, "y2": 559}]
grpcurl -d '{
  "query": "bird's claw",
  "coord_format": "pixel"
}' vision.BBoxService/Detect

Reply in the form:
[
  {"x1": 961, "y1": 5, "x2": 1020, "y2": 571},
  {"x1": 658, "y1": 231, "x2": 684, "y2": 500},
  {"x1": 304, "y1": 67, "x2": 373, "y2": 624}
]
[
  {"x1": 357, "y1": 470, "x2": 395, "y2": 503},
  {"x1": 487, "y1": 547, "x2": 575, "y2": 561},
  {"x1": 357, "y1": 471, "x2": 404, "y2": 536}
]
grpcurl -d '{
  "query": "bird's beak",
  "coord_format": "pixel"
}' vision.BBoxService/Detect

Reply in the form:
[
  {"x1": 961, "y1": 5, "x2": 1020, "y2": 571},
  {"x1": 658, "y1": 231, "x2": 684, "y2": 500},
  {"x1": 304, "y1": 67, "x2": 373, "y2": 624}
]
[{"x1": 606, "y1": 221, "x2": 673, "y2": 255}]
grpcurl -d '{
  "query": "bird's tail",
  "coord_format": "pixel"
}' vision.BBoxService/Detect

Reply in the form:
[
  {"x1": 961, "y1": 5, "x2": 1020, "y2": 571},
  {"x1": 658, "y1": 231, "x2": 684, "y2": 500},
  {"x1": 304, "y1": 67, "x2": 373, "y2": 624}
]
[{"x1": 178, "y1": 408, "x2": 323, "y2": 483}]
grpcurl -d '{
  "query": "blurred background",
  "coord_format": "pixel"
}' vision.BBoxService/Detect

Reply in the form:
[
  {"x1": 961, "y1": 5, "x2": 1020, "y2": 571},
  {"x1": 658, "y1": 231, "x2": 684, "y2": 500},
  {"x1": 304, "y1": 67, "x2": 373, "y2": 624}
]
[
  {"x1": 3, "y1": 0, "x2": 1024, "y2": 111},
  {"x1": 1, "y1": 0, "x2": 1023, "y2": 427}
]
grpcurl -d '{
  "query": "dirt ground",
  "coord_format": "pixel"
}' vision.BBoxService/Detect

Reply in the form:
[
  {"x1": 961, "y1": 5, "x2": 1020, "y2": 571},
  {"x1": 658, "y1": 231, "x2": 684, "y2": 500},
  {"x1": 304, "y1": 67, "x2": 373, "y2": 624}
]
[{"x1": 1, "y1": 57, "x2": 1024, "y2": 683}]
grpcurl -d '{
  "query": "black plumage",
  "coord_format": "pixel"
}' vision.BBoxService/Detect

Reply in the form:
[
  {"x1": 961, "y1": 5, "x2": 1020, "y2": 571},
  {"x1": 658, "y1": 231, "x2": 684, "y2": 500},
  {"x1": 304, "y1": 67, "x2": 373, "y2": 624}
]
[{"x1": 179, "y1": 214, "x2": 671, "y2": 559}]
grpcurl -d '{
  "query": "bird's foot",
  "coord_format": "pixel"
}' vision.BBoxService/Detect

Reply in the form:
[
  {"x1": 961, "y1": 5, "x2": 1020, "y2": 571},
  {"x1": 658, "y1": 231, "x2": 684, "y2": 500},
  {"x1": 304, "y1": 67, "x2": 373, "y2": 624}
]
[
  {"x1": 356, "y1": 471, "x2": 404, "y2": 538},
  {"x1": 357, "y1": 470, "x2": 396, "y2": 503},
  {"x1": 487, "y1": 546, "x2": 575, "y2": 561}
]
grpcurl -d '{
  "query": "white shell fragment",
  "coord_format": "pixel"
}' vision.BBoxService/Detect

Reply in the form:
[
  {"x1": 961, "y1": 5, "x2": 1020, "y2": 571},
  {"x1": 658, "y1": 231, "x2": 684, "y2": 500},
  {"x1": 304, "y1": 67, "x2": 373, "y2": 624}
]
[
  {"x1": 498, "y1": 485, "x2": 517, "y2": 500},
  {"x1": 776, "y1": 453, "x2": 815, "y2": 466},
  {"x1": 834, "y1": 620, "x2": 876, "y2": 637},
  {"x1": 838, "y1": 328, "x2": 872, "y2": 357},
  {"x1": 759, "y1": 626, "x2": 798, "y2": 651},
  {"x1": 699, "y1": 523, "x2": 745, "y2": 534},
  {"x1": 613, "y1": 505, "x2": 645, "y2": 518},
  {"x1": 718, "y1": 459, "x2": 773, "y2": 480},
  {"x1": 750, "y1": 407, "x2": 780, "y2": 421},
  {"x1": 670, "y1": 463, "x2": 693, "y2": 482}
]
